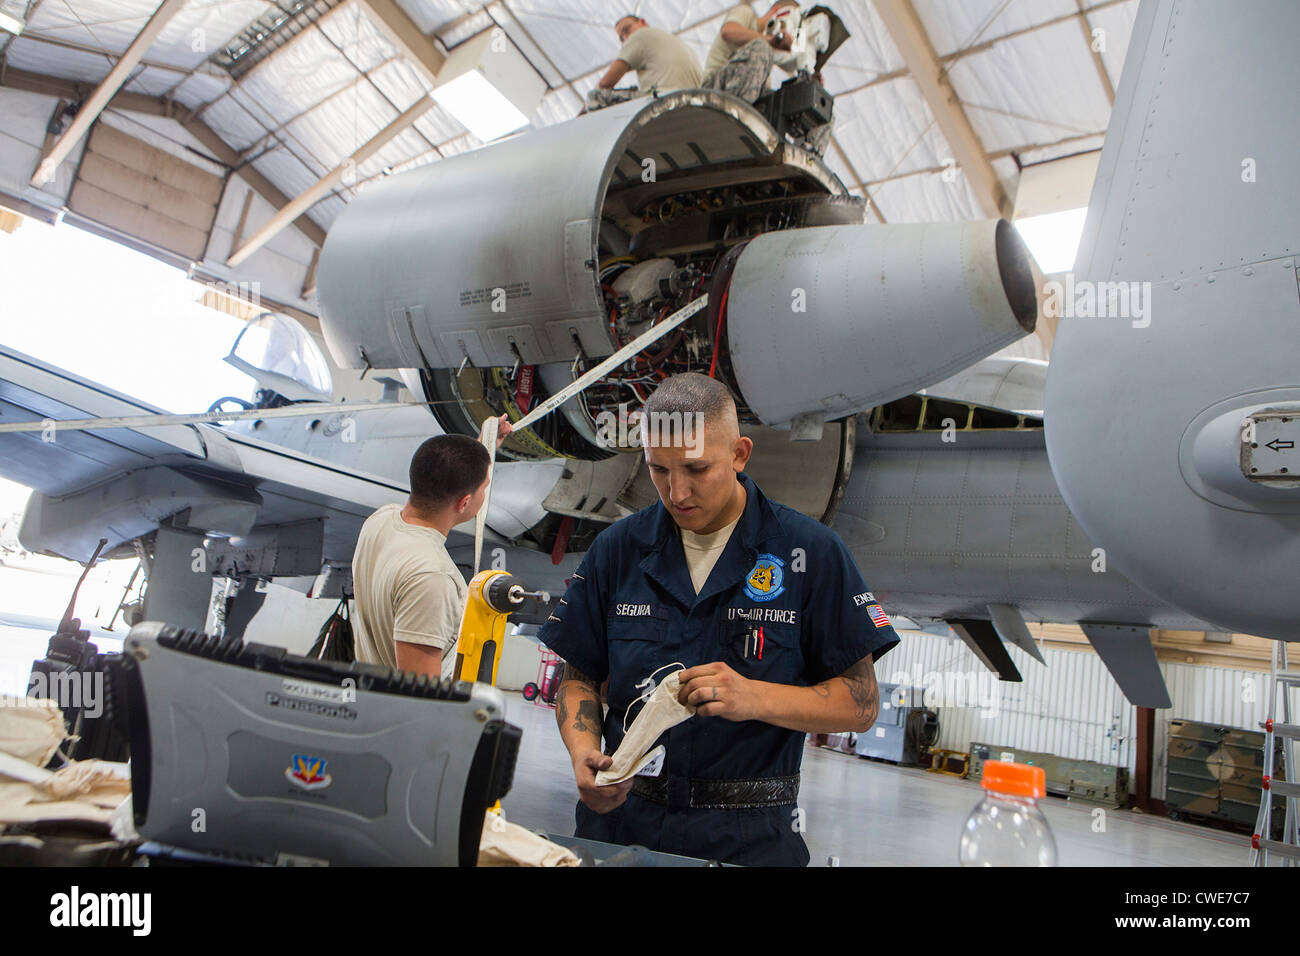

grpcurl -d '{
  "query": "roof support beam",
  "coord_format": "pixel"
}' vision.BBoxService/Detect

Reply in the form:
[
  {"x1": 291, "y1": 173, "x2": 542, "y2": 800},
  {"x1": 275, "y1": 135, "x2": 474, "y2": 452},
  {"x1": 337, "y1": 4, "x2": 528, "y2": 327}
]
[
  {"x1": 809, "y1": 0, "x2": 1130, "y2": 103},
  {"x1": 358, "y1": 0, "x2": 445, "y2": 83},
  {"x1": 301, "y1": 246, "x2": 320, "y2": 298},
  {"x1": 828, "y1": 135, "x2": 886, "y2": 222},
  {"x1": 873, "y1": 0, "x2": 1012, "y2": 219},
  {"x1": 29, "y1": 0, "x2": 189, "y2": 186},
  {"x1": 179, "y1": 114, "x2": 330, "y2": 249},
  {"x1": 1075, "y1": 0, "x2": 1115, "y2": 105},
  {"x1": 230, "y1": 187, "x2": 256, "y2": 251},
  {"x1": 1, "y1": 67, "x2": 168, "y2": 113},
  {"x1": 15, "y1": 30, "x2": 229, "y2": 82},
  {"x1": 36, "y1": 98, "x2": 71, "y2": 169},
  {"x1": 193, "y1": 1, "x2": 358, "y2": 124},
  {"x1": 226, "y1": 95, "x2": 432, "y2": 266},
  {"x1": 227, "y1": 0, "x2": 449, "y2": 266},
  {"x1": 1, "y1": 66, "x2": 329, "y2": 248}
]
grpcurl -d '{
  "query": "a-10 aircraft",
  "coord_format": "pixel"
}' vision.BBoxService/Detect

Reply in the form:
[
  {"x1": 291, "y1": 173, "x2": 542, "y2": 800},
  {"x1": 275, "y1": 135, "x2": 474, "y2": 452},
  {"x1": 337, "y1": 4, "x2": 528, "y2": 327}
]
[{"x1": 1, "y1": 0, "x2": 1295, "y2": 710}]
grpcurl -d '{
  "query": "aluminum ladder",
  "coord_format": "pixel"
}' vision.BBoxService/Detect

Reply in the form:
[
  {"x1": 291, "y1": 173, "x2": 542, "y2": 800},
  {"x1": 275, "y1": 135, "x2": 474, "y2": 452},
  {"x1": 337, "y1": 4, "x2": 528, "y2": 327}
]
[{"x1": 1251, "y1": 642, "x2": 1300, "y2": 865}]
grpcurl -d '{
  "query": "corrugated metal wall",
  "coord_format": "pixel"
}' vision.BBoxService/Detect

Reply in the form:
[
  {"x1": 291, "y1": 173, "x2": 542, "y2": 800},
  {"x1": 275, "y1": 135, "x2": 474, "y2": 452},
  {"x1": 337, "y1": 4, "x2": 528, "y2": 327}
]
[
  {"x1": 885, "y1": 632, "x2": 1273, "y2": 799},
  {"x1": 883, "y1": 632, "x2": 1135, "y2": 772}
]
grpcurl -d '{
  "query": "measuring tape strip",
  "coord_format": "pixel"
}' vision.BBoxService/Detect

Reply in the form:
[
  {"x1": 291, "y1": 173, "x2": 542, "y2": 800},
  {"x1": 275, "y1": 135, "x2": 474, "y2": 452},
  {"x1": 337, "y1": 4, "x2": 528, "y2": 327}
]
[
  {"x1": 471, "y1": 293, "x2": 708, "y2": 573},
  {"x1": 513, "y1": 294, "x2": 708, "y2": 433},
  {"x1": 0, "y1": 399, "x2": 434, "y2": 434}
]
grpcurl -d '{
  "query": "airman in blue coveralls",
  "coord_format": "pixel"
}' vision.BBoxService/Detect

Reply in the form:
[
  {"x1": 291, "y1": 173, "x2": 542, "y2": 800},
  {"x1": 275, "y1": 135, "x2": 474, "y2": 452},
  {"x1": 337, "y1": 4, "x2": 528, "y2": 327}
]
[{"x1": 538, "y1": 374, "x2": 899, "y2": 866}]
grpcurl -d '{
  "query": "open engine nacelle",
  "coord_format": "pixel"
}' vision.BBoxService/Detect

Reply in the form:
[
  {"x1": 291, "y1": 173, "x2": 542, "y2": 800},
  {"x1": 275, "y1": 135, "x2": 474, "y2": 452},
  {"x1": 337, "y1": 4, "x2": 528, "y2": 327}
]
[{"x1": 319, "y1": 91, "x2": 1034, "y2": 459}]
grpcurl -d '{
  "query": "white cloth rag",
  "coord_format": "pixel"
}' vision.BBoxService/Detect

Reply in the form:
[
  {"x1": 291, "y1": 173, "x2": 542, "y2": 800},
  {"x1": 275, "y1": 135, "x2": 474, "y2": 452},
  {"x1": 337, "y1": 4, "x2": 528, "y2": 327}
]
[
  {"x1": 595, "y1": 670, "x2": 695, "y2": 786},
  {"x1": 478, "y1": 810, "x2": 580, "y2": 867}
]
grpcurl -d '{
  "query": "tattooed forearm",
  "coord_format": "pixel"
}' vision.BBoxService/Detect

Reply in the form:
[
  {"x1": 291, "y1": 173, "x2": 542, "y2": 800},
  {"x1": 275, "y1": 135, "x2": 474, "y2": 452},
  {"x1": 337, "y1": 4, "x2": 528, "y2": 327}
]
[
  {"x1": 837, "y1": 657, "x2": 880, "y2": 727},
  {"x1": 556, "y1": 661, "x2": 603, "y2": 742},
  {"x1": 809, "y1": 682, "x2": 831, "y2": 698},
  {"x1": 573, "y1": 699, "x2": 602, "y2": 735}
]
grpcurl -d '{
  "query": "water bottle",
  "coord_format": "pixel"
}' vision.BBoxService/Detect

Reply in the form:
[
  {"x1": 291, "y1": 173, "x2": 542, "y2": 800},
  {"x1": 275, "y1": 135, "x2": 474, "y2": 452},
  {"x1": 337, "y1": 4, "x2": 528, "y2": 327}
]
[{"x1": 959, "y1": 760, "x2": 1058, "y2": 866}]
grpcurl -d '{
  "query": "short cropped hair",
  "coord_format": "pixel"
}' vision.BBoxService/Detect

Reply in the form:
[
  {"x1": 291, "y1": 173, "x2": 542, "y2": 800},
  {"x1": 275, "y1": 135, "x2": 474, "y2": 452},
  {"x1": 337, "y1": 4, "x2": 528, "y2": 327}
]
[
  {"x1": 643, "y1": 371, "x2": 736, "y2": 420},
  {"x1": 641, "y1": 372, "x2": 737, "y2": 446},
  {"x1": 409, "y1": 434, "x2": 491, "y2": 510}
]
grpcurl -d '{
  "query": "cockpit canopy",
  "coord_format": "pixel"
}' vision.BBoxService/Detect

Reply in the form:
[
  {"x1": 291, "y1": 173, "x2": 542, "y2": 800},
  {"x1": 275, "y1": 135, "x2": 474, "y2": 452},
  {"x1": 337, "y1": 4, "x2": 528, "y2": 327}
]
[{"x1": 224, "y1": 313, "x2": 332, "y2": 402}]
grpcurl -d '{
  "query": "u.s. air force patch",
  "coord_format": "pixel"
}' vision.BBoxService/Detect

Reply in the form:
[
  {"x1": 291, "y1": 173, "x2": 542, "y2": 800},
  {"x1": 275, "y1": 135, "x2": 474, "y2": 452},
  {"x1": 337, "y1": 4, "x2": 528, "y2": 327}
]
[{"x1": 744, "y1": 553, "x2": 786, "y2": 602}]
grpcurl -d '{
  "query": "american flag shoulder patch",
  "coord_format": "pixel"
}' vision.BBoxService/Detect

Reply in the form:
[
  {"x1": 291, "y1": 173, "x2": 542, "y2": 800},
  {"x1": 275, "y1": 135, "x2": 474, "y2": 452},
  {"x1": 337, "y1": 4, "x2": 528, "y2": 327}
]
[{"x1": 867, "y1": 604, "x2": 891, "y2": 629}]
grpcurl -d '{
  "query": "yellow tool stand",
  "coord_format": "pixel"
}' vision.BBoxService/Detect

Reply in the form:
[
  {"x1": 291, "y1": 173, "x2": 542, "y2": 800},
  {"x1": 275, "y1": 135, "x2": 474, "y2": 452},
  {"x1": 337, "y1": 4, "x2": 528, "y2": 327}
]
[{"x1": 453, "y1": 569, "x2": 551, "y2": 687}]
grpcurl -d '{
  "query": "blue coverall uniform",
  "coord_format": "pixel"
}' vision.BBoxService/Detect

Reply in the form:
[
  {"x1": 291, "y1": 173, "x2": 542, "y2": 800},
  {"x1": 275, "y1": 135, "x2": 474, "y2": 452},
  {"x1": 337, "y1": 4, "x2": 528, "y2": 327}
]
[{"x1": 538, "y1": 470, "x2": 899, "y2": 866}]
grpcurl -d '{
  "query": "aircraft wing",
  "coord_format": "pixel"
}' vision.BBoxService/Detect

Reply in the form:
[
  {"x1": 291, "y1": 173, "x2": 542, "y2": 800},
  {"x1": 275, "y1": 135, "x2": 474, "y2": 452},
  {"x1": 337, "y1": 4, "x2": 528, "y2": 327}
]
[
  {"x1": 0, "y1": 343, "x2": 207, "y2": 497},
  {"x1": 0, "y1": 344, "x2": 519, "y2": 566}
]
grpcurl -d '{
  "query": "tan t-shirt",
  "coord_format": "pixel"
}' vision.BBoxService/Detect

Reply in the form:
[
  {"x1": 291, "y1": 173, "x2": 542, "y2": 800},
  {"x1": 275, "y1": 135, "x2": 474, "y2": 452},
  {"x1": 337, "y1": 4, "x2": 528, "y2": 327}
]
[
  {"x1": 680, "y1": 511, "x2": 743, "y2": 594},
  {"x1": 704, "y1": 4, "x2": 760, "y2": 79},
  {"x1": 351, "y1": 503, "x2": 466, "y2": 681},
  {"x1": 618, "y1": 26, "x2": 703, "y2": 93}
]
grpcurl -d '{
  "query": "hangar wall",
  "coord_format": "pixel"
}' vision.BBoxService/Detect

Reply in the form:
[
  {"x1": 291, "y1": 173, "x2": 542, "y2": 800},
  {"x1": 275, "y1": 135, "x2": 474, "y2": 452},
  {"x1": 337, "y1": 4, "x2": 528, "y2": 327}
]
[
  {"x1": 884, "y1": 630, "x2": 1272, "y2": 801},
  {"x1": 0, "y1": 87, "x2": 321, "y2": 318},
  {"x1": 0, "y1": 87, "x2": 88, "y2": 207},
  {"x1": 883, "y1": 632, "x2": 1135, "y2": 772}
]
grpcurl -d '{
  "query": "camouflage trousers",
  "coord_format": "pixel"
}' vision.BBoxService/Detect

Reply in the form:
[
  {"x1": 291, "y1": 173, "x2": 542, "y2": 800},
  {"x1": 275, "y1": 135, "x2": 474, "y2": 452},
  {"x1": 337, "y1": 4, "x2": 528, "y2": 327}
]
[
  {"x1": 585, "y1": 86, "x2": 645, "y2": 111},
  {"x1": 703, "y1": 37, "x2": 775, "y2": 102},
  {"x1": 703, "y1": 37, "x2": 832, "y2": 156}
]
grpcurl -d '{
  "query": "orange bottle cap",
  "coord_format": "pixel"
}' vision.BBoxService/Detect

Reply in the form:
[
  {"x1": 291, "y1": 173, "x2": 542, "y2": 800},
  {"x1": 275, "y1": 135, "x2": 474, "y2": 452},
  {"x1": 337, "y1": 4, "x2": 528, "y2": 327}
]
[{"x1": 981, "y1": 760, "x2": 1046, "y2": 798}]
